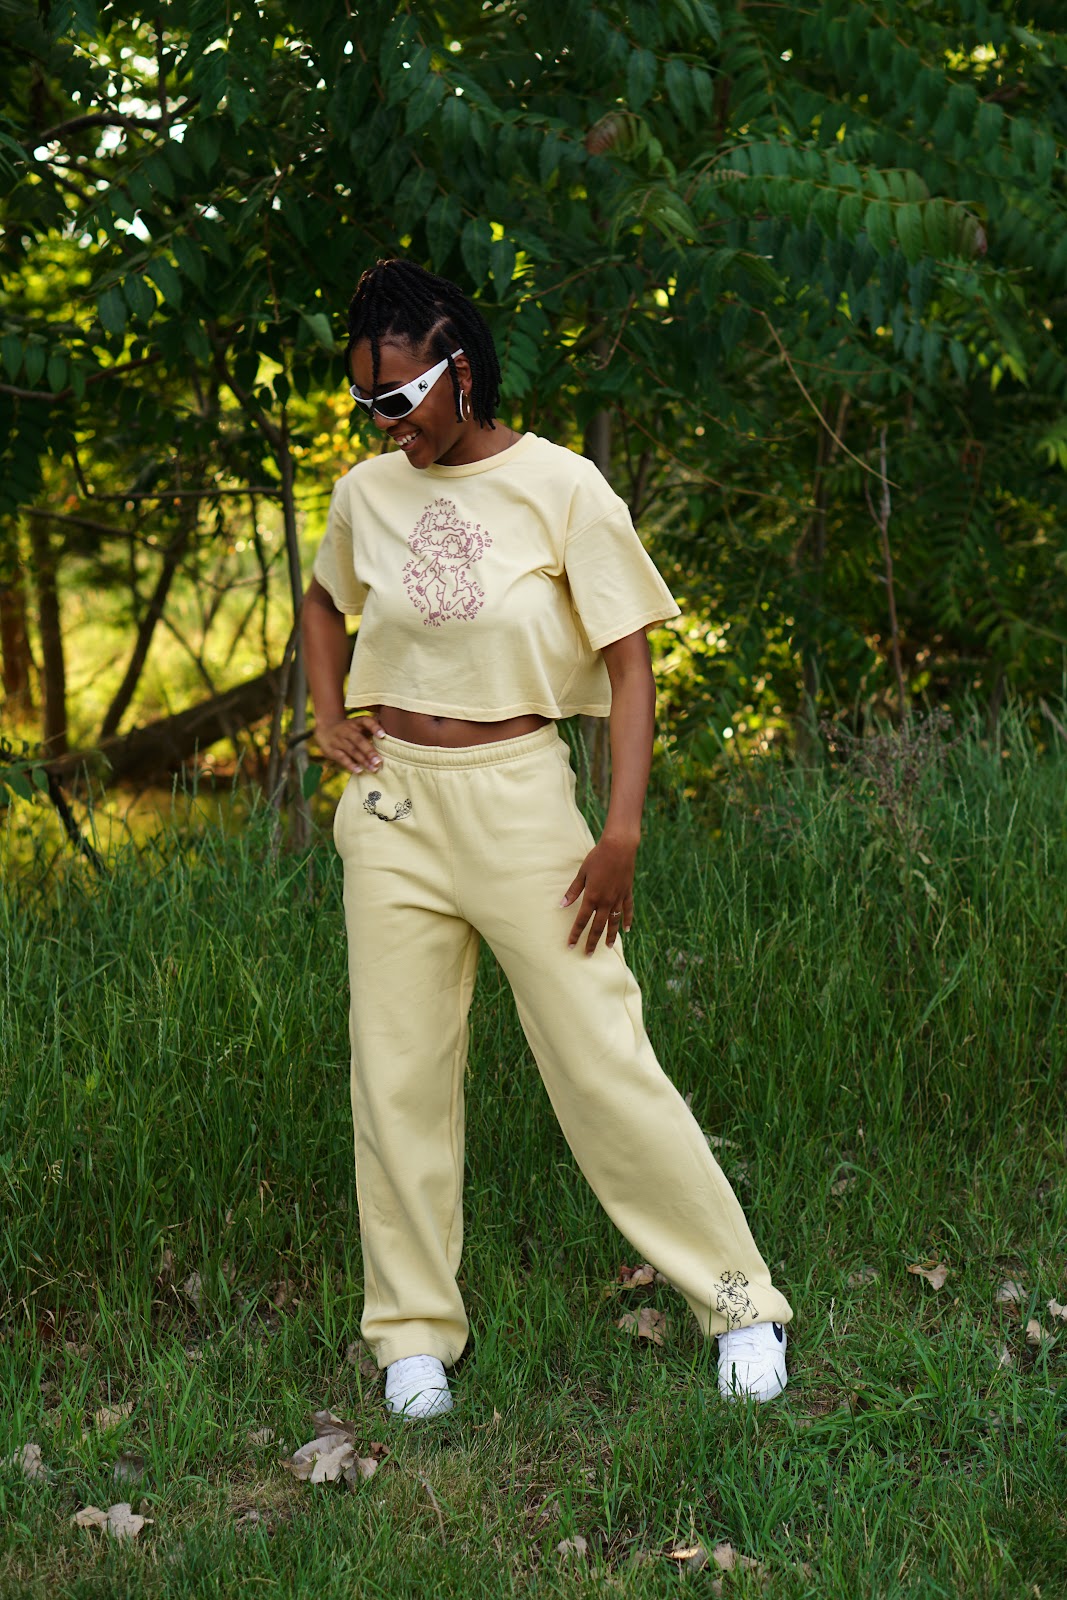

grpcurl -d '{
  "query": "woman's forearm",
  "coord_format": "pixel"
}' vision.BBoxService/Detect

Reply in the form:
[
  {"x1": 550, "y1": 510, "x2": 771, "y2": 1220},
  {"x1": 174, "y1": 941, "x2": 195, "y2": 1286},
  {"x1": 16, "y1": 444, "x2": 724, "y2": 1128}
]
[
  {"x1": 302, "y1": 577, "x2": 353, "y2": 723},
  {"x1": 601, "y1": 632, "x2": 657, "y2": 847}
]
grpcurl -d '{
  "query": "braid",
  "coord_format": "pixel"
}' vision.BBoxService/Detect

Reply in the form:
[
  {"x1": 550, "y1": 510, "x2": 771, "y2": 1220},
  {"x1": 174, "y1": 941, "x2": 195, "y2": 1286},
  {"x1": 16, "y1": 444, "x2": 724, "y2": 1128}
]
[{"x1": 346, "y1": 259, "x2": 501, "y2": 427}]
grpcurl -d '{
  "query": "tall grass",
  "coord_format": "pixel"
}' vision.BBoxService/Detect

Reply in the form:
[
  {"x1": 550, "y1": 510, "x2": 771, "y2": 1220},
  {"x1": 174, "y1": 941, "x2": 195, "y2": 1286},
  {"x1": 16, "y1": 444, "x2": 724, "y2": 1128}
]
[{"x1": 1, "y1": 707, "x2": 1064, "y2": 1597}]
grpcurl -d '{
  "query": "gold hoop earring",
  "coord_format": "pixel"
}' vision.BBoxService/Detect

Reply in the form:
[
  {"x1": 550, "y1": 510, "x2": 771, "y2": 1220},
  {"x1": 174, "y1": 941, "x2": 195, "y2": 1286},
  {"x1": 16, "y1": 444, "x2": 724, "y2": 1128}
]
[{"x1": 462, "y1": 392, "x2": 472, "y2": 421}]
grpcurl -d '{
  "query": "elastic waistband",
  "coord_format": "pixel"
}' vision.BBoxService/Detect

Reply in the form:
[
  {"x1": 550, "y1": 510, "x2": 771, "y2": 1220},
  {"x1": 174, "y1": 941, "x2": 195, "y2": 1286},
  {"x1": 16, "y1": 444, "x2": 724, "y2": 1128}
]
[{"x1": 377, "y1": 723, "x2": 564, "y2": 771}]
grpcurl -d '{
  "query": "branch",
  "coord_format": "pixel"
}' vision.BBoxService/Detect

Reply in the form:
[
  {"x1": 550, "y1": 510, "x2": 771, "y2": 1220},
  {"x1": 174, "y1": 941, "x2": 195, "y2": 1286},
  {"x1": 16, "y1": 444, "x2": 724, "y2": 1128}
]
[
  {"x1": 75, "y1": 485, "x2": 284, "y2": 502},
  {"x1": 0, "y1": 355, "x2": 161, "y2": 403},
  {"x1": 758, "y1": 310, "x2": 897, "y2": 485},
  {"x1": 33, "y1": 100, "x2": 197, "y2": 146}
]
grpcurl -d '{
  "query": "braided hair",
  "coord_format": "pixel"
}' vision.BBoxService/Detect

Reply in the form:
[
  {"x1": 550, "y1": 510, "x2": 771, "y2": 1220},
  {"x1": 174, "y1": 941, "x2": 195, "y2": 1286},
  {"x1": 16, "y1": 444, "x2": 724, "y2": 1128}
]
[{"x1": 345, "y1": 259, "x2": 501, "y2": 427}]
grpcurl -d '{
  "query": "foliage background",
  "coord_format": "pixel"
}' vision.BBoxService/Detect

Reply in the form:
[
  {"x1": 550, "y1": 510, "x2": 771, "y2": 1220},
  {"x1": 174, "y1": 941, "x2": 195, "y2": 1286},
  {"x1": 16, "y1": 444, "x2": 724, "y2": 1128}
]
[{"x1": 1, "y1": 0, "x2": 1066, "y2": 784}]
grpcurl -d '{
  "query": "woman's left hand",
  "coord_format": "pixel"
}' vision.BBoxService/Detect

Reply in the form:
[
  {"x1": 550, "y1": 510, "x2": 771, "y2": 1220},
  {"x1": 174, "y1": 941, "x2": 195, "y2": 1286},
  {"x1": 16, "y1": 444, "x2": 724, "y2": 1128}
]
[{"x1": 561, "y1": 837, "x2": 636, "y2": 954}]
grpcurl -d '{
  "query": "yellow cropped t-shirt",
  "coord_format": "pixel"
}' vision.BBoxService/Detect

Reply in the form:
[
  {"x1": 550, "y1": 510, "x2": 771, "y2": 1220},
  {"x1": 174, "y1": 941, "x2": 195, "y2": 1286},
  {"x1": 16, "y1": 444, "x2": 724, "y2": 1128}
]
[{"x1": 311, "y1": 431, "x2": 680, "y2": 720}]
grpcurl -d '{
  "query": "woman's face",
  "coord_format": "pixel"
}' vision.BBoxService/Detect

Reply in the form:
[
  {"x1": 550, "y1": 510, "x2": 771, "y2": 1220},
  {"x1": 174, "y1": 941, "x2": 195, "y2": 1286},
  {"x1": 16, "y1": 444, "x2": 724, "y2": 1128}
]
[{"x1": 349, "y1": 338, "x2": 475, "y2": 469}]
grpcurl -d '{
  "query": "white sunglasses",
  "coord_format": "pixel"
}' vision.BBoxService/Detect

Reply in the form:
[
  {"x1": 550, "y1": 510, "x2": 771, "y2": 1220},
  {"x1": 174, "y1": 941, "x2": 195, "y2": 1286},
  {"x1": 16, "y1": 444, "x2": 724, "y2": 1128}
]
[{"x1": 349, "y1": 349, "x2": 464, "y2": 419}]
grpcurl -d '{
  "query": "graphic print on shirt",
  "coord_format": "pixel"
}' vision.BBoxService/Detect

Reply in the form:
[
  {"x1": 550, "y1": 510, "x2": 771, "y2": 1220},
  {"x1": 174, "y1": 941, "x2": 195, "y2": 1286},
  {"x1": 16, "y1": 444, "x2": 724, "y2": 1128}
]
[{"x1": 402, "y1": 498, "x2": 492, "y2": 627}]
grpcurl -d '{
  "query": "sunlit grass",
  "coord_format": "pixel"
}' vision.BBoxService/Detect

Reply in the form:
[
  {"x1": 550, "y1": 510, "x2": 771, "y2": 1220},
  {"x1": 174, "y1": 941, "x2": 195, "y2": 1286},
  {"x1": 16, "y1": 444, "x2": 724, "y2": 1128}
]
[{"x1": 1, "y1": 710, "x2": 1065, "y2": 1597}]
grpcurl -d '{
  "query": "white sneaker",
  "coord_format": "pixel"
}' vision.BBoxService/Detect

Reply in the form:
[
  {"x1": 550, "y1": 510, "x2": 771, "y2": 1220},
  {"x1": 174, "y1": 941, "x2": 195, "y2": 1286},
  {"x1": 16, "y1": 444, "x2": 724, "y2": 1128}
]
[
  {"x1": 717, "y1": 1321, "x2": 788, "y2": 1402},
  {"x1": 384, "y1": 1355, "x2": 453, "y2": 1420}
]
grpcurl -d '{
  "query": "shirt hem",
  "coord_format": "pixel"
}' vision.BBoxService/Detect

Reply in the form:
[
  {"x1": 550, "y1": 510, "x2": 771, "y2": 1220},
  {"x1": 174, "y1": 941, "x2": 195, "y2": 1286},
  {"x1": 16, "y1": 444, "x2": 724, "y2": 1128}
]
[
  {"x1": 344, "y1": 691, "x2": 613, "y2": 719},
  {"x1": 585, "y1": 605, "x2": 682, "y2": 652}
]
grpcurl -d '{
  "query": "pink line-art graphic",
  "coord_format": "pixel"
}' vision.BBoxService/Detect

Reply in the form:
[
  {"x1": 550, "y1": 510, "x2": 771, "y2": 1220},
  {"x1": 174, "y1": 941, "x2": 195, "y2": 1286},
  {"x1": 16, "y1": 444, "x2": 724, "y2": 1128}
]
[{"x1": 403, "y1": 498, "x2": 492, "y2": 627}]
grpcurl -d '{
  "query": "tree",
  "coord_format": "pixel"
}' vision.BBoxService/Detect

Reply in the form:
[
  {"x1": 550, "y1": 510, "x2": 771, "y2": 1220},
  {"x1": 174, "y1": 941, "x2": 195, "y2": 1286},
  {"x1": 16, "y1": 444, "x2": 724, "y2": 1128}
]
[{"x1": 2, "y1": 0, "x2": 1065, "y2": 783}]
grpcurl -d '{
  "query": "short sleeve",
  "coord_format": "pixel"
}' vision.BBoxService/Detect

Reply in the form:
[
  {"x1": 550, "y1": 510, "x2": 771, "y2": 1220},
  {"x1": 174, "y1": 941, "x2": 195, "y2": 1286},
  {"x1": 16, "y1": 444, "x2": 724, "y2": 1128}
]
[
  {"x1": 311, "y1": 477, "x2": 368, "y2": 615},
  {"x1": 564, "y1": 501, "x2": 680, "y2": 651}
]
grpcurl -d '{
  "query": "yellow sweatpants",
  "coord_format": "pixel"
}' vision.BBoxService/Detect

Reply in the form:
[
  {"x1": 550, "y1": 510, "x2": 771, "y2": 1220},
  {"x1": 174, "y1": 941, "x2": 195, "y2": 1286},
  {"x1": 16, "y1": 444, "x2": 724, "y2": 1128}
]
[{"x1": 333, "y1": 724, "x2": 793, "y2": 1368}]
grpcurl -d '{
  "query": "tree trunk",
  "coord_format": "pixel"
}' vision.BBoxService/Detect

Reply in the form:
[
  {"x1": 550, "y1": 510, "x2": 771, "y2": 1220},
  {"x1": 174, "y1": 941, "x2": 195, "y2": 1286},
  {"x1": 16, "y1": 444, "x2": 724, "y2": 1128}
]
[
  {"x1": 0, "y1": 541, "x2": 35, "y2": 713},
  {"x1": 99, "y1": 516, "x2": 193, "y2": 740},
  {"x1": 48, "y1": 666, "x2": 281, "y2": 786},
  {"x1": 581, "y1": 403, "x2": 612, "y2": 805},
  {"x1": 278, "y1": 421, "x2": 311, "y2": 847},
  {"x1": 28, "y1": 512, "x2": 67, "y2": 755}
]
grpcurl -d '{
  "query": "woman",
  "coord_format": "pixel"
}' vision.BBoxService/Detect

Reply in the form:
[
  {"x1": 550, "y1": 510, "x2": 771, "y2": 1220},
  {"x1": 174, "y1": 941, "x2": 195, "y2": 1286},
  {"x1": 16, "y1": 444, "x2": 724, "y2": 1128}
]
[{"x1": 303, "y1": 259, "x2": 792, "y2": 1419}]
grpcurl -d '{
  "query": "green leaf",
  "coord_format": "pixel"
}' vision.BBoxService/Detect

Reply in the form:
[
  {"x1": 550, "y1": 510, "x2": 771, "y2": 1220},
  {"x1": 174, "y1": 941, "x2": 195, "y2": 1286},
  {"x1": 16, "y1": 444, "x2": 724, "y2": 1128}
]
[
  {"x1": 183, "y1": 321, "x2": 212, "y2": 363},
  {"x1": 122, "y1": 274, "x2": 156, "y2": 321},
  {"x1": 489, "y1": 236, "x2": 517, "y2": 299},
  {"x1": 664, "y1": 59, "x2": 695, "y2": 130},
  {"x1": 538, "y1": 134, "x2": 563, "y2": 186},
  {"x1": 31, "y1": 765, "x2": 50, "y2": 793},
  {"x1": 22, "y1": 345, "x2": 45, "y2": 387},
  {"x1": 301, "y1": 761, "x2": 323, "y2": 800},
  {"x1": 426, "y1": 194, "x2": 461, "y2": 271},
  {"x1": 46, "y1": 354, "x2": 67, "y2": 392},
  {"x1": 97, "y1": 286, "x2": 127, "y2": 336},
  {"x1": 922, "y1": 201, "x2": 950, "y2": 258},
  {"x1": 405, "y1": 72, "x2": 445, "y2": 135},
  {"x1": 173, "y1": 236, "x2": 206, "y2": 290},
  {"x1": 441, "y1": 92, "x2": 469, "y2": 157},
  {"x1": 838, "y1": 192, "x2": 864, "y2": 240},
  {"x1": 146, "y1": 258, "x2": 182, "y2": 306},
  {"x1": 302, "y1": 311, "x2": 336, "y2": 351},
  {"x1": 896, "y1": 203, "x2": 924, "y2": 266},
  {"x1": 626, "y1": 48, "x2": 657, "y2": 110},
  {"x1": 1033, "y1": 129, "x2": 1055, "y2": 185},
  {"x1": 864, "y1": 199, "x2": 894, "y2": 257},
  {"x1": 1, "y1": 334, "x2": 22, "y2": 380},
  {"x1": 143, "y1": 153, "x2": 175, "y2": 198},
  {"x1": 187, "y1": 117, "x2": 222, "y2": 176},
  {"x1": 4, "y1": 770, "x2": 32, "y2": 801},
  {"x1": 461, "y1": 218, "x2": 492, "y2": 288}
]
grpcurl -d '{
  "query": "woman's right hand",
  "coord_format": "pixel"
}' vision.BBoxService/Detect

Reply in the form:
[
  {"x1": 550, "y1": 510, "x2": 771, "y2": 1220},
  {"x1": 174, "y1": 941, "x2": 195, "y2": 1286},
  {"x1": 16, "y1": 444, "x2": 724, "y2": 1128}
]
[{"x1": 315, "y1": 712, "x2": 386, "y2": 775}]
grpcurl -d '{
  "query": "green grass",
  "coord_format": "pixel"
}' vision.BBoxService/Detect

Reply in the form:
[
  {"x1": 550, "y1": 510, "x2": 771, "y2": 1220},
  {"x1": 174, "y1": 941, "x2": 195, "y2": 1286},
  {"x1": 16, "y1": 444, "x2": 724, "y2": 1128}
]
[{"x1": 1, "y1": 712, "x2": 1065, "y2": 1597}]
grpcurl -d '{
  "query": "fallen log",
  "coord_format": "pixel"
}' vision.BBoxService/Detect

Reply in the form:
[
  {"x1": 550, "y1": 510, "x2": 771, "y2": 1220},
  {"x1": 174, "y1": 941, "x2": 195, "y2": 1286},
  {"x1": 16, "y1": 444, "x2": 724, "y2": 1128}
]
[{"x1": 47, "y1": 666, "x2": 282, "y2": 787}]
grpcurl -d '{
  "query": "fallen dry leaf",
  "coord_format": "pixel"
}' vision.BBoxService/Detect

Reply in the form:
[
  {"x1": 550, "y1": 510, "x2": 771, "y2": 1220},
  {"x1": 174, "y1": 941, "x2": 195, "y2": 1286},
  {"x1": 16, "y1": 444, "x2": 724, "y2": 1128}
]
[
  {"x1": 5, "y1": 1443, "x2": 47, "y2": 1481},
  {"x1": 158, "y1": 1247, "x2": 175, "y2": 1284},
  {"x1": 64, "y1": 1340, "x2": 93, "y2": 1358},
  {"x1": 556, "y1": 1535, "x2": 588, "y2": 1557},
  {"x1": 847, "y1": 1266, "x2": 879, "y2": 1287},
  {"x1": 706, "y1": 1134, "x2": 736, "y2": 1151},
  {"x1": 711, "y1": 1541, "x2": 765, "y2": 1577},
  {"x1": 908, "y1": 1261, "x2": 949, "y2": 1290},
  {"x1": 619, "y1": 1263, "x2": 657, "y2": 1287},
  {"x1": 94, "y1": 1402, "x2": 133, "y2": 1430},
  {"x1": 996, "y1": 1343, "x2": 1014, "y2": 1369},
  {"x1": 1025, "y1": 1318, "x2": 1050, "y2": 1349},
  {"x1": 616, "y1": 1307, "x2": 666, "y2": 1346},
  {"x1": 247, "y1": 1427, "x2": 275, "y2": 1447},
  {"x1": 282, "y1": 1419, "x2": 386, "y2": 1490},
  {"x1": 74, "y1": 1502, "x2": 152, "y2": 1541},
  {"x1": 1047, "y1": 1298, "x2": 1067, "y2": 1323},
  {"x1": 995, "y1": 1280, "x2": 1025, "y2": 1305},
  {"x1": 310, "y1": 1408, "x2": 354, "y2": 1440},
  {"x1": 283, "y1": 1434, "x2": 352, "y2": 1483},
  {"x1": 667, "y1": 1543, "x2": 705, "y2": 1562}
]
